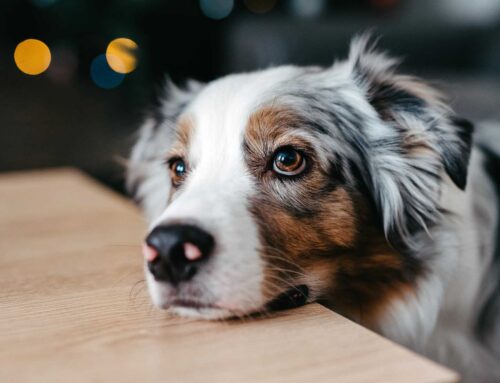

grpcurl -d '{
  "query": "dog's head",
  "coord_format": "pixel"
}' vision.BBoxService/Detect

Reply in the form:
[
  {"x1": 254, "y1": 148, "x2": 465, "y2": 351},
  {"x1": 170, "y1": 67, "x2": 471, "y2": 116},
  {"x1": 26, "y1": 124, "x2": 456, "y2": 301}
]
[{"x1": 127, "y1": 37, "x2": 473, "y2": 322}]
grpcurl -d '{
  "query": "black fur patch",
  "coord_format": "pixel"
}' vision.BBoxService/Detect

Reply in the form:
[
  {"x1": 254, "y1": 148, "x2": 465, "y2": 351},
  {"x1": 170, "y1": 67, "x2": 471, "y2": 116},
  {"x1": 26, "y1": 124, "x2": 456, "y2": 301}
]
[
  {"x1": 442, "y1": 117, "x2": 474, "y2": 190},
  {"x1": 266, "y1": 285, "x2": 309, "y2": 311},
  {"x1": 369, "y1": 83, "x2": 425, "y2": 117}
]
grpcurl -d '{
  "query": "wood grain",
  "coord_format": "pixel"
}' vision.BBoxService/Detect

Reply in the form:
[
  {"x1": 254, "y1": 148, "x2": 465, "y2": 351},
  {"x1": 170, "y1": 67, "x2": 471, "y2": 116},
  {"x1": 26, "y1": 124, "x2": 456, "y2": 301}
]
[{"x1": 0, "y1": 168, "x2": 458, "y2": 382}]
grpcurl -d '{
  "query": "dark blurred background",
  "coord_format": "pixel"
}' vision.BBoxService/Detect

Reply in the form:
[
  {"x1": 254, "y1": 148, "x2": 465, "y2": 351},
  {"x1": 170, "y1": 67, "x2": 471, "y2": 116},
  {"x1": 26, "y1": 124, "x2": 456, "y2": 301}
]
[{"x1": 1, "y1": 0, "x2": 500, "y2": 192}]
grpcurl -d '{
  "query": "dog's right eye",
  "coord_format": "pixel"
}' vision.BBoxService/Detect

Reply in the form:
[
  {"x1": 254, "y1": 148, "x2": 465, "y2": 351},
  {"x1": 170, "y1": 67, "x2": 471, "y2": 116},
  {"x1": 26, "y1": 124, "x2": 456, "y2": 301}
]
[
  {"x1": 272, "y1": 147, "x2": 306, "y2": 176},
  {"x1": 169, "y1": 158, "x2": 187, "y2": 186}
]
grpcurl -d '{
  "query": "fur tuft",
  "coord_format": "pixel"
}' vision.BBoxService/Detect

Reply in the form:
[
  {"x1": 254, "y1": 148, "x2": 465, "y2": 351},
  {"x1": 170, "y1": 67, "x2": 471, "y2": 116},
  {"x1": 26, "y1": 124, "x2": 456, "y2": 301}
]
[{"x1": 347, "y1": 35, "x2": 473, "y2": 249}]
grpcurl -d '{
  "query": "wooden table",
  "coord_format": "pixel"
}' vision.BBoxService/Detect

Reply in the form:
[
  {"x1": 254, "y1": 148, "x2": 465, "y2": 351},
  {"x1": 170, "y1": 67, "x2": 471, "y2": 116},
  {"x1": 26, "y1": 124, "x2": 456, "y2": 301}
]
[{"x1": 0, "y1": 168, "x2": 458, "y2": 382}]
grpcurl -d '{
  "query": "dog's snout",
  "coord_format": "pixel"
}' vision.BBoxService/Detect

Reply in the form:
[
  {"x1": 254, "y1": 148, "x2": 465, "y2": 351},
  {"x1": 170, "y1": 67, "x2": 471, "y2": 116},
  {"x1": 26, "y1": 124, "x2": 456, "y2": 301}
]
[{"x1": 144, "y1": 224, "x2": 214, "y2": 285}]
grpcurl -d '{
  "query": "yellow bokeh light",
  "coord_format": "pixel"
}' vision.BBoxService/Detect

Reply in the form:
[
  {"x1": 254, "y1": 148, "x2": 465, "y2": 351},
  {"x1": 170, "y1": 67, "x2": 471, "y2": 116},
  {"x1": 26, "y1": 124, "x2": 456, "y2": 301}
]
[
  {"x1": 14, "y1": 39, "x2": 51, "y2": 75},
  {"x1": 106, "y1": 38, "x2": 138, "y2": 74}
]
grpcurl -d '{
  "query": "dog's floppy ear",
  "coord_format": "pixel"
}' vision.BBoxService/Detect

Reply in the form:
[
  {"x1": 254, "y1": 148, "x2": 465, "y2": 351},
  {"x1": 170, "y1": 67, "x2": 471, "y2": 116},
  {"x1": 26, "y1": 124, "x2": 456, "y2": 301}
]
[
  {"x1": 126, "y1": 78, "x2": 204, "y2": 222},
  {"x1": 437, "y1": 116, "x2": 474, "y2": 190},
  {"x1": 348, "y1": 35, "x2": 473, "y2": 248}
]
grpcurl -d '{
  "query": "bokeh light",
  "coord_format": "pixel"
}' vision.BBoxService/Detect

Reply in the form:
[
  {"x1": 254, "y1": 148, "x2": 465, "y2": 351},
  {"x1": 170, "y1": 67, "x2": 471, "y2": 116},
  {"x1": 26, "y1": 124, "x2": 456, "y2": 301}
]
[
  {"x1": 90, "y1": 54, "x2": 125, "y2": 89},
  {"x1": 289, "y1": 0, "x2": 326, "y2": 18},
  {"x1": 106, "y1": 38, "x2": 138, "y2": 74},
  {"x1": 14, "y1": 39, "x2": 51, "y2": 75},
  {"x1": 199, "y1": 0, "x2": 234, "y2": 20},
  {"x1": 437, "y1": 0, "x2": 500, "y2": 26},
  {"x1": 244, "y1": 0, "x2": 277, "y2": 14}
]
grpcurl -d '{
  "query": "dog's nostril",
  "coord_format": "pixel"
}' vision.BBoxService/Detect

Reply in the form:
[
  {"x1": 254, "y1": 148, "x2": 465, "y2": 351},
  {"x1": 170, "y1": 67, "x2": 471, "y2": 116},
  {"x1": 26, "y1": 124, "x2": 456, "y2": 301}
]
[
  {"x1": 145, "y1": 224, "x2": 214, "y2": 285},
  {"x1": 184, "y1": 242, "x2": 202, "y2": 261},
  {"x1": 142, "y1": 243, "x2": 159, "y2": 262}
]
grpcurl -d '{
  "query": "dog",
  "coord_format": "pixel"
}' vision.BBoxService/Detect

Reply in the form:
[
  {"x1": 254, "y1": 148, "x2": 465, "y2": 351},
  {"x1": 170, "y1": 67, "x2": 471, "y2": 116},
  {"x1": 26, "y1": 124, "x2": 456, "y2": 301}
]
[{"x1": 127, "y1": 36, "x2": 500, "y2": 381}]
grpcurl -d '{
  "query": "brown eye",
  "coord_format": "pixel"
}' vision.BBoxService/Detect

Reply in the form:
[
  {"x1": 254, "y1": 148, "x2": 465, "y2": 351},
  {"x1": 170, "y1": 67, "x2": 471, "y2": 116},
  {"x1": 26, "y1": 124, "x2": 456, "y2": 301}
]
[
  {"x1": 272, "y1": 147, "x2": 306, "y2": 176},
  {"x1": 169, "y1": 158, "x2": 187, "y2": 185}
]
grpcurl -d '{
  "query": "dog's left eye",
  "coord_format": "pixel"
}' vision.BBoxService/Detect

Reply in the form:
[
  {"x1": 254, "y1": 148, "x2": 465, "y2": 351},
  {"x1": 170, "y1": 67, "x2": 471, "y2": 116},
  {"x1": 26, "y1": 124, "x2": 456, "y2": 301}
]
[
  {"x1": 169, "y1": 158, "x2": 187, "y2": 185},
  {"x1": 272, "y1": 147, "x2": 306, "y2": 176}
]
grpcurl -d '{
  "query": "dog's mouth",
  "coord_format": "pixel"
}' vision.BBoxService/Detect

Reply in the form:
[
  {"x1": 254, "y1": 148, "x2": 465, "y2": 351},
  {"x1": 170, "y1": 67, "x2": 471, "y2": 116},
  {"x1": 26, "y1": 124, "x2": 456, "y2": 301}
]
[
  {"x1": 266, "y1": 284, "x2": 309, "y2": 312},
  {"x1": 165, "y1": 285, "x2": 309, "y2": 317},
  {"x1": 171, "y1": 299, "x2": 220, "y2": 310}
]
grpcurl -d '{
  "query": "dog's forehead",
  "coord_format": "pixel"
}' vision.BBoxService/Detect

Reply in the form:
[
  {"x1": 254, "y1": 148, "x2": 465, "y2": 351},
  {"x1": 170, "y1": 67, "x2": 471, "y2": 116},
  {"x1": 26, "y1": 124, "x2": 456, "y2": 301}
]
[{"x1": 184, "y1": 66, "x2": 304, "y2": 164}]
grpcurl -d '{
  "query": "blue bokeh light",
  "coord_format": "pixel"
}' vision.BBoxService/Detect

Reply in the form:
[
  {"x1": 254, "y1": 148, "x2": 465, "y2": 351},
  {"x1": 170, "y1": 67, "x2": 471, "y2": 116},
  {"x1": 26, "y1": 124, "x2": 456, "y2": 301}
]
[
  {"x1": 90, "y1": 54, "x2": 125, "y2": 90},
  {"x1": 289, "y1": 0, "x2": 326, "y2": 18},
  {"x1": 199, "y1": 0, "x2": 234, "y2": 20}
]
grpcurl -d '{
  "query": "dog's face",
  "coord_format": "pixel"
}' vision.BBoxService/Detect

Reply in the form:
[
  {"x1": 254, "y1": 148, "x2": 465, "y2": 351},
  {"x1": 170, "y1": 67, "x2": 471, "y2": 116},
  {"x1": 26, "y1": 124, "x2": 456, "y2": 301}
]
[{"x1": 128, "y1": 37, "x2": 472, "y2": 323}]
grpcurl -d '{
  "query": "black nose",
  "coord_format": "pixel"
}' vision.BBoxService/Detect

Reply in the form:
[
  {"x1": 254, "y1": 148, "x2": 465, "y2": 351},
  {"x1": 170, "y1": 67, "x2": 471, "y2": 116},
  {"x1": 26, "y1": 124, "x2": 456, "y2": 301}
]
[{"x1": 145, "y1": 224, "x2": 214, "y2": 285}]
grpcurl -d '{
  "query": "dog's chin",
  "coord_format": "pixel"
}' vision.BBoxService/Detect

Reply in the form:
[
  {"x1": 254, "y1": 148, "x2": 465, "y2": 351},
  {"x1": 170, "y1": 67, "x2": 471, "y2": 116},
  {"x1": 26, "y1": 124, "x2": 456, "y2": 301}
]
[
  {"x1": 151, "y1": 284, "x2": 311, "y2": 321},
  {"x1": 168, "y1": 304, "x2": 242, "y2": 320},
  {"x1": 147, "y1": 288, "x2": 261, "y2": 320},
  {"x1": 153, "y1": 298, "x2": 263, "y2": 320}
]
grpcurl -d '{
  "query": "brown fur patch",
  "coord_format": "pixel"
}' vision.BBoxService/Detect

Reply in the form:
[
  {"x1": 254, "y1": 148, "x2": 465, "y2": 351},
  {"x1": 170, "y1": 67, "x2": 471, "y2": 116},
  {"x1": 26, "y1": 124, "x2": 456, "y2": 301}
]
[
  {"x1": 168, "y1": 115, "x2": 193, "y2": 159},
  {"x1": 325, "y1": 226, "x2": 421, "y2": 328},
  {"x1": 244, "y1": 106, "x2": 422, "y2": 328}
]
